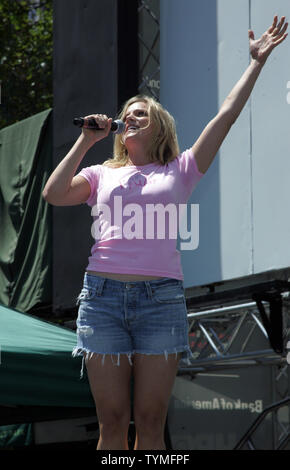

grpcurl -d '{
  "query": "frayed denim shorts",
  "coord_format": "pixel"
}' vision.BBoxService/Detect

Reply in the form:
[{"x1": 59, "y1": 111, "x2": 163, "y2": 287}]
[{"x1": 72, "y1": 272, "x2": 193, "y2": 376}]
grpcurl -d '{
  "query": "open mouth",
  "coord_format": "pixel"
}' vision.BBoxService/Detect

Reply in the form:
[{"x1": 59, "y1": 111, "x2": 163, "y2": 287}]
[{"x1": 126, "y1": 125, "x2": 139, "y2": 132}]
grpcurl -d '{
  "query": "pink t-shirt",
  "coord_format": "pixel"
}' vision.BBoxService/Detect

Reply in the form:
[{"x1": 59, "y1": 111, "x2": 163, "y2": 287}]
[{"x1": 77, "y1": 148, "x2": 203, "y2": 280}]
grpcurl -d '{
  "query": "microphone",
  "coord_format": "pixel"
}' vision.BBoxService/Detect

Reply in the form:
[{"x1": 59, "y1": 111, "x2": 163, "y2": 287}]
[{"x1": 73, "y1": 117, "x2": 125, "y2": 134}]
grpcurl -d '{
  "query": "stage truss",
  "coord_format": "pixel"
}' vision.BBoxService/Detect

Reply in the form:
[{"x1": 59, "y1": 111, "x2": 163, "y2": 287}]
[
  {"x1": 178, "y1": 278, "x2": 290, "y2": 449},
  {"x1": 182, "y1": 296, "x2": 290, "y2": 372},
  {"x1": 138, "y1": 0, "x2": 160, "y2": 100}
]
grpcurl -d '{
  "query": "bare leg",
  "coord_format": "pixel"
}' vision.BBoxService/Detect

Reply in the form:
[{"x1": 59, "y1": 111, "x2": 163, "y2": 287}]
[
  {"x1": 132, "y1": 353, "x2": 180, "y2": 450},
  {"x1": 85, "y1": 353, "x2": 132, "y2": 450}
]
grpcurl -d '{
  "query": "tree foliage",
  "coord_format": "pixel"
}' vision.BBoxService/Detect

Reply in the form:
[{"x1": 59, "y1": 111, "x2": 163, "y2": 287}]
[{"x1": 0, "y1": 0, "x2": 53, "y2": 129}]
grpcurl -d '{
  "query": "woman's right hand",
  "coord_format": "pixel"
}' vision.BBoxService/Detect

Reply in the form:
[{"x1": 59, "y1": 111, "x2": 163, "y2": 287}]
[{"x1": 81, "y1": 114, "x2": 113, "y2": 144}]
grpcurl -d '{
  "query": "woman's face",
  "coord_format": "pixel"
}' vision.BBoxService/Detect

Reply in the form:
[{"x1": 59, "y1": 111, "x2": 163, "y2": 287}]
[{"x1": 122, "y1": 101, "x2": 153, "y2": 147}]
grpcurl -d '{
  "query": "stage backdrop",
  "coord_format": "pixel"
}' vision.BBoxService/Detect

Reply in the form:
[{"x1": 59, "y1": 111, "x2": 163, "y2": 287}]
[
  {"x1": 0, "y1": 109, "x2": 52, "y2": 312},
  {"x1": 52, "y1": 0, "x2": 138, "y2": 312},
  {"x1": 160, "y1": 0, "x2": 290, "y2": 288}
]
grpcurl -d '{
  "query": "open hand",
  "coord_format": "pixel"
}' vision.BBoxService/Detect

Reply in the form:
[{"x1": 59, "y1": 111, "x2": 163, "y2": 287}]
[{"x1": 249, "y1": 15, "x2": 288, "y2": 65}]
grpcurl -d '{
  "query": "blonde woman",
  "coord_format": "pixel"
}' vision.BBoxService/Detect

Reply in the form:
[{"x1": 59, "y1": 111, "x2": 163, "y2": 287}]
[{"x1": 43, "y1": 15, "x2": 287, "y2": 450}]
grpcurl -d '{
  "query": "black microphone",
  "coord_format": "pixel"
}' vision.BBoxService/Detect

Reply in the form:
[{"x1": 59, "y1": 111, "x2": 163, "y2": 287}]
[{"x1": 73, "y1": 117, "x2": 125, "y2": 134}]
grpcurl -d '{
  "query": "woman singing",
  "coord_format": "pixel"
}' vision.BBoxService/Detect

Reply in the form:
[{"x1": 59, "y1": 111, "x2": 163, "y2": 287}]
[{"x1": 43, "y1": 15, "x2": 287, "y2": 450}]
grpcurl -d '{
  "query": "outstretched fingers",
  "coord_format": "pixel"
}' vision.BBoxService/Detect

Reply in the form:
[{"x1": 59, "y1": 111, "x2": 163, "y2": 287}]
[
  {"x1": 268, "y1": 15, "x2": 278, "y2": 34},
  {"x1": 273, "y1": 21, "x2": 288, "y2": 43},
  {"x1": 274, "y1": 16, "x2": 286, "y2": 34},
  {"x1": 266, "y1": 15, "x2": 288, "y2": 48},
  {"x1": 270, "y1": 16, "x2": 287, "y2": 37}
]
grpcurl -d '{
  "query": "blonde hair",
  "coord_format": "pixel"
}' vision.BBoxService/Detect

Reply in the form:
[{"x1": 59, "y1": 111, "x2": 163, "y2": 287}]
[{"x1": 102, "y1": 95, "x2": 180, "y2": 168}]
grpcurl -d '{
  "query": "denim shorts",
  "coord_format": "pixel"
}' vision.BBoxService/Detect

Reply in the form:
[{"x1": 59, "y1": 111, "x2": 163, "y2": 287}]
[{"x1": 72, "y1": 272, "x2": 193, "y2": 376}]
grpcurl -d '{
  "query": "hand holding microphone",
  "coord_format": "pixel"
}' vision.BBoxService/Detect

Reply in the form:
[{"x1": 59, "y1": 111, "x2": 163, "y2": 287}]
[{"x1": 73, "y1": 114, "x2": 125, "y2": 144}]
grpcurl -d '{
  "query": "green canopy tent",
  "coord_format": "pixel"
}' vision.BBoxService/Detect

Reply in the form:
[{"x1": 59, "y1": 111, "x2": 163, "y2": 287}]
[
  {"x1": 0, "y1": 303, "x2": 95, "y2": 446},
  {"x1": 0, "y1": 107, "x2": 96, "y2": 447},
  {"x1": 0, "y1": 109, "x2": 53, "y2": 313}
]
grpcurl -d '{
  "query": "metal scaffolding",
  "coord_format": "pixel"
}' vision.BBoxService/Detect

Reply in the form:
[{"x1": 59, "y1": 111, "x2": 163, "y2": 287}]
[
  {"x1": 180, "y1": 279, "x2": 290, "y2": 372},
  {"x1": 177, "y1": 276, "x2": 290, "y2": 449},
  {"x1": 138, "y1": 0, "x2": 160, "y2": 100}
]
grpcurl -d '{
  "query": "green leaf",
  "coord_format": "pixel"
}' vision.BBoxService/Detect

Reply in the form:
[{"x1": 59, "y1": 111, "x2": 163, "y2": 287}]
[{"x1": 1, "y1": 0, "x2": 53, "y2": 128}]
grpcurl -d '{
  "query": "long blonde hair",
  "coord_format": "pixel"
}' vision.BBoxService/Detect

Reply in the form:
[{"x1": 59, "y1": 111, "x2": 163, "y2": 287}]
[{"x1": 102, "y1": 95, "x2": 180, "y2": 168}]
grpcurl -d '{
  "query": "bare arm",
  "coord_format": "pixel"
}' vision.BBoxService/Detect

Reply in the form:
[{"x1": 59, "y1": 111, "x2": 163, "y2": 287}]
[
  {"x1": 42, "y1": 114, "x2": 112, "y2": 206},
  {"x1": 193, "y1": 15, "x2": 288, "y2": 175}
]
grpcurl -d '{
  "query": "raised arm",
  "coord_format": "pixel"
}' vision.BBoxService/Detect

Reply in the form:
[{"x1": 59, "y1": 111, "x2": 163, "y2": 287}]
[{"x1": 193, "y1": 15, "x2": 288, "y2": 175}]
